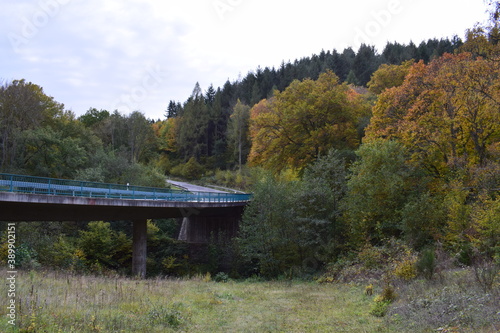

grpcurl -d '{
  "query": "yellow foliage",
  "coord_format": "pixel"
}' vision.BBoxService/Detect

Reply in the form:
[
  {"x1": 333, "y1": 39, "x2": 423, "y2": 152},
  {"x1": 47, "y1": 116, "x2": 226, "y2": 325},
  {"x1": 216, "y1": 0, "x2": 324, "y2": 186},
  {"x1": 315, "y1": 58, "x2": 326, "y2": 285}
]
[
  {"x1": 162, "y1": 256, "x2": 180, "y2": 274},
  {"x1": 249, "y1": 70, "x2": 370, "y2": 173},
  {"x1": 393, "y1": 255, "x2": 417, "y2": 281},
  {"x1": 358, "y1": 244, "x2": 384, "y2": 269},
  {"x1": 365, "y1": 284, "x2": 373, "y2": 296},
  {"x1": 74, "y1": 249, "x2": 86, "y2": 260}
]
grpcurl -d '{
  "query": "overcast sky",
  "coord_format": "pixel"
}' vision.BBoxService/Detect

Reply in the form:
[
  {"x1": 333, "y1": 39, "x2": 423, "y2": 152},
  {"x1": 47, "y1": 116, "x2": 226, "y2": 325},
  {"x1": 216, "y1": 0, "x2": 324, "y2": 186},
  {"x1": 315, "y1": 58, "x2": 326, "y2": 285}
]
[{"x1": 1, "y1": 0, "x2": 490, "y2": 120}]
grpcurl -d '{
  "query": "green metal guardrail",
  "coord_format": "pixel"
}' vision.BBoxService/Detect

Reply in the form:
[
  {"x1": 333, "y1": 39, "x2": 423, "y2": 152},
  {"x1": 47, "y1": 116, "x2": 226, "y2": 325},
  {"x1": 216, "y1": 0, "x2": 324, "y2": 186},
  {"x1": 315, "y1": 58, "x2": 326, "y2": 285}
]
[{"x1": 0, "y1": 173, "x2": 251, "y2": 203}]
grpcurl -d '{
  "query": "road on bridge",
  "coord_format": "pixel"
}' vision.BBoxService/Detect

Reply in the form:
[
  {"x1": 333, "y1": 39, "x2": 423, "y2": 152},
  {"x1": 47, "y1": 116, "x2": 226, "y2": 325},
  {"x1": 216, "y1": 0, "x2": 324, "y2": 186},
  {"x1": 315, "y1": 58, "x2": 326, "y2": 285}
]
[{"x1": 166, "y1": 180, "x2": 228, "y2": 193}]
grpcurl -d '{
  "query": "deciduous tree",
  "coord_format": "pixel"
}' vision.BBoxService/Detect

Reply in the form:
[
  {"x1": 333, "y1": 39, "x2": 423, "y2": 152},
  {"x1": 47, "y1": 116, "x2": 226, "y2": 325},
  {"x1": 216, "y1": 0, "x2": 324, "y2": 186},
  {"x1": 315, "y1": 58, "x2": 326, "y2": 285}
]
[
  {"x1": 366, "y1": 53, "x2": 500, "y2": 176},
  {"x1": 228, "y1": 99, "x2": 250, "y2": 170},
  {"x1": 249, "y1": 71, "x2": 370, "y2": 173},
  {"x1": 0, "y1": 79, "x2": 64, "y2": 170}
]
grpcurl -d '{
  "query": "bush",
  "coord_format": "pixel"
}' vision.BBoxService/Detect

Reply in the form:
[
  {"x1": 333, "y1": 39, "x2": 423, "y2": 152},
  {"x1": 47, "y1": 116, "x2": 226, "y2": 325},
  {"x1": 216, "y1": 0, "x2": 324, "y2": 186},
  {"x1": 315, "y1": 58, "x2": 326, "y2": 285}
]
[
  {"x1": 393, "y1": 255, "x2": 418, "y2": 281},
  {"x1": 370, "y1": 283, "x2": 397, "y2": 317},
  {"x1": 370, "y1": 300, "x2": 391, "y2": 317},
  {"x1": 358, "y1": 244, "x2": 384, "y2": 269},
  {"x1": 170, "y1": 157, "x2": 205, "y2": 180},
  {"x1": 78, "y1": 221, "x2": 131, "y2": 271},
  {"x1": 213, "y1": 272, "x2": 229, "y2": 283},
  {"x1": 417, "y1": 248, "x2": 436, "y2": 280},
  {"x1": 378, "y1": 283, "x2": 397, "y2": 303},
  {"x1": 148, "y1": 303, "x2": 188, "y2": 329},
  {"x1": 456, "y1": 242, "x2": 473, "y2": 266},
  {"x1": 473, "y1": 257, "x2": 500, "y2": 292},
  {"x1": 15, "y1": 243, "x2": 40, "y2": 269}
]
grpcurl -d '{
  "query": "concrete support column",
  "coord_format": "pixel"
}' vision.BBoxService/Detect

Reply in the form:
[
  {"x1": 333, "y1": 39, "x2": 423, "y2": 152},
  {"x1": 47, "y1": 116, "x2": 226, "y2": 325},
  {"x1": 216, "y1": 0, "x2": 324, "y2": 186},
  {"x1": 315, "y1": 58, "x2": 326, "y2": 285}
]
[
  {"x1": 178, "y1": 217, "x2": 190, "y2": 241},
  {"x1": 132, "y1": 219, "x2": 147, "y2": 278}
]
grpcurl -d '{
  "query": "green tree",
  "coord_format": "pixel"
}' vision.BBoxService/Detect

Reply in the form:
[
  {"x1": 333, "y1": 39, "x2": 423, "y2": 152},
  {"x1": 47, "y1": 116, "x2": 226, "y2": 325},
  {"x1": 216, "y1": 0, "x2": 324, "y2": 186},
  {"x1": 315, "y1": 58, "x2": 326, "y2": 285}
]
[
  {"x1": 17, "y1": 126, "x2": 88, "y2": 178},
  {"x1": 294, "y1": 149, "x2": 349, "y2": 263},
  {"x1": 0, "y1": 79, "x2": 64, "y2": 171},
  {"x1": 176, "y1": 83, "x2": 210, "y2": 161},
  {"x1": 400, "y1": 192, "x2": 446, "y2": 249},
  {"x1": 127, "y1": 111, "x2": 156, "y2": 163},
  {"x1": 228, "y1": 99, "x2": 251, "y2": 170},
  {"x1": 345, "y1": 70, "x2": 359, "y2": 86},
  {"x1": 352, "y1": 44, "x2": 380, "y2": 86},
  {"x1": 342, "y1": 140, "x2": 416, "y2": 246},
  {"x1": 472, "y1": 194, "x2": 500, "y2": 259},
  {"x1": 237, "y1": 172, "x2": 300, "y2": 278},
  {"x1": 166, "y1": 100, "x2": 182, "y2": 118},
  {"x1": 78, "y1": 108, "x2": 110, "y2": 127},
  {"x1": 78, "y1": 221, "x2": 131, "y2": 270}
]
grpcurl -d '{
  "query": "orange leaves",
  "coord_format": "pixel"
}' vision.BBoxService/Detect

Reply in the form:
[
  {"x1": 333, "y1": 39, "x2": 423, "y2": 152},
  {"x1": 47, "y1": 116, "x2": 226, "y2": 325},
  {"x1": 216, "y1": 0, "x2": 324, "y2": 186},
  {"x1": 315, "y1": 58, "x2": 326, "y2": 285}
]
[{"x1": 366, "y1": 52, "x2": 500, "y2": 175}]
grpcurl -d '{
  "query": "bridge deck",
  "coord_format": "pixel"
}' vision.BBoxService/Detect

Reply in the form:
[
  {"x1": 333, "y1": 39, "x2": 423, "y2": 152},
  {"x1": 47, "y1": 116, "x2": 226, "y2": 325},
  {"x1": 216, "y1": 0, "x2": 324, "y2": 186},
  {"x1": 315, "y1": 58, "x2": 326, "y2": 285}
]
[{"x1": 0, "y1": 173, "x2": 251, "y2": 203}]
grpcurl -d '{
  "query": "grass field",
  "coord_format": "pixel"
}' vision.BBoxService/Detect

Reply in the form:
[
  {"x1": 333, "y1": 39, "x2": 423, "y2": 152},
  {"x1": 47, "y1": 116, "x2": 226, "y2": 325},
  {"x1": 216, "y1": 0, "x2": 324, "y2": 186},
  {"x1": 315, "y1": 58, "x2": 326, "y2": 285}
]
[{"x1": 0, "y1": 269, "x2": 498, "y2": 332}]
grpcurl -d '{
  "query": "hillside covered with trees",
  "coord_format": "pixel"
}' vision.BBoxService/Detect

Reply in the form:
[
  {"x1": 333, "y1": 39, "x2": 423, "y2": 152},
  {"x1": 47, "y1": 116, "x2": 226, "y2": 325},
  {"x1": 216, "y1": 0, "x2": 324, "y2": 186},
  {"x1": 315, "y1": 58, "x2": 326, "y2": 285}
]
[{"x1": 1, "y1": 3, "x2": 499, "y2": 294}]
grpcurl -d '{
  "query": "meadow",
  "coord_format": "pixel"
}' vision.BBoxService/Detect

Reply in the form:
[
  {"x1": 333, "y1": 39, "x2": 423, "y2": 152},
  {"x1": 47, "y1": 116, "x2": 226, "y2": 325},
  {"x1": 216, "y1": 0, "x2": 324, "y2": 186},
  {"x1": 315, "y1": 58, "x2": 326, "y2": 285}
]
[{"x1": 0, "y1": 268, "x2": 498, "y2": 332}]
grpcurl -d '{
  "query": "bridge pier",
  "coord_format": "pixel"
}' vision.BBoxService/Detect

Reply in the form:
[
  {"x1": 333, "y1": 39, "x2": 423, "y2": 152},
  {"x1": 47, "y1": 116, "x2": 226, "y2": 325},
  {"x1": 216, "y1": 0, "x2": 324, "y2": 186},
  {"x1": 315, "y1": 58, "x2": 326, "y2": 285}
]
[
  {"x1": 132, "y1": 219, "x2": 147, "y2": 278},
  {"x1": 177, "y1": 207, "x2": 243, "y2": 243}
]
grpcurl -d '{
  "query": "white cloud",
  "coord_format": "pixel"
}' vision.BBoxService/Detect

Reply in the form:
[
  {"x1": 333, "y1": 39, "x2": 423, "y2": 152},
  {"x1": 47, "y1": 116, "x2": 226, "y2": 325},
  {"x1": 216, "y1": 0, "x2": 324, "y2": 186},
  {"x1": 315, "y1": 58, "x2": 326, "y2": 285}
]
[{"x1": 1, "y1": 0, "x2": 490, "y2": 119}]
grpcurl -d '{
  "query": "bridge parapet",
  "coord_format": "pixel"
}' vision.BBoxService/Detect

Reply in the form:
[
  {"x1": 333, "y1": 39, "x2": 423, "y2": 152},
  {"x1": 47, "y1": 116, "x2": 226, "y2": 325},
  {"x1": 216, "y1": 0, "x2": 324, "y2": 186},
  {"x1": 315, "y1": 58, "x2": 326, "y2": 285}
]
[{"x1": 0, "y1": 173, "x2": 251, "y2": 203}]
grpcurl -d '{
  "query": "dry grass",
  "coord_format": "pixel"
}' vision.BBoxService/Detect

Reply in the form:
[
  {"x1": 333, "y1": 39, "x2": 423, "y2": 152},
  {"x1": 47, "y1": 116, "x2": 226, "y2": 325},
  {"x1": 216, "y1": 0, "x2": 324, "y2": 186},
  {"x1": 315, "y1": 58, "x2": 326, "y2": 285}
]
[
  {"x1": 0, "y1": 269, "x2": 389, "y2": 332},
  {"x1": 386, "y1": 268, "x2": 500, "y2": 333},
  {"x1": 0, "y1": 268, "x2": 498, "y2": 332}
]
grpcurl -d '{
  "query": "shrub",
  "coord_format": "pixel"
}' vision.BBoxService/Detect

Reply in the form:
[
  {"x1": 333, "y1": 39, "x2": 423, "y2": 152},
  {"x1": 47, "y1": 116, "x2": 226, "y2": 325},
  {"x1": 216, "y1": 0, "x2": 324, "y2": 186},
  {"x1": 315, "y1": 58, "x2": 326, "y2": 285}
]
[
  {"x1": 370, "y1": 283, "x2": 397, "y2": 317},
  {"x1": 378, "y1": 283, "x2": 397, "y2": 303},
  {"x1": 358, "y1": 244, "x2": 384, "y2": 269},
  {"x1": 182, "y1": 157, "x2": 205, "y2": 180},
  {"x1": 370, "y1": 300, "x2": 391, "y2": 317},
  {"x1": 15, "y1": 243, "x2": 40, "y2": 269},
  {"x1": 473, "y1": 258, "x2": 500, "y2": 292},
  {"x1": 78, "y1": 221, "x2": 131, "y2": 271},
  {"x1": 213, "y1": 272, "x2": 229, "y2": 283},
  {"x1": 416, "y1": 248, "x2": 436, "y2": 280},
  {"x1": 381, "y1": 240, "x2": 420, "y2": 281},
  {"x1": 148, "y1": 303, "x2": 188, "y2": 329},
  {"x1": 169, "y1": 157, "x2": 205, "y2": 180},
  {"x1": 393, "y1": 255, "x2": 417, "y2": 281},
  {"x1": 456, "y1": 242, "x2": 473, "y2": 266},
  {"x1": 162, "y1": 256, "x2": 181, "y2": 275}
]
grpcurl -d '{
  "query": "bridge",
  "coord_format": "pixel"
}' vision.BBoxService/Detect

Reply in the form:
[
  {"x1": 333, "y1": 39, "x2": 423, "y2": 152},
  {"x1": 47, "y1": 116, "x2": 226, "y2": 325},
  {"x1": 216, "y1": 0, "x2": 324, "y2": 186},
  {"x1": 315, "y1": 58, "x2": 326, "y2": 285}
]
[{"x1": 0, "y1": 173, "x2": 251, "y2": 277}]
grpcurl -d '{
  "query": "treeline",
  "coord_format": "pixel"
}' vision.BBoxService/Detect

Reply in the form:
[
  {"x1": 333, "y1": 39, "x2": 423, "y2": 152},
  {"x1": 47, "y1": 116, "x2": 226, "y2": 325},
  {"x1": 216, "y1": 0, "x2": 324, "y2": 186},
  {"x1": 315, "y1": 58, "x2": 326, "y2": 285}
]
[
  {"x1": 0, "y1": 81, "x2": 165, "y2": 186},
  {"x1": 209, "y1": 38, "x2": 461, "y2": 107},
  {"x1": 162, "y1": 38, "x2": 461, "y2": 174}
]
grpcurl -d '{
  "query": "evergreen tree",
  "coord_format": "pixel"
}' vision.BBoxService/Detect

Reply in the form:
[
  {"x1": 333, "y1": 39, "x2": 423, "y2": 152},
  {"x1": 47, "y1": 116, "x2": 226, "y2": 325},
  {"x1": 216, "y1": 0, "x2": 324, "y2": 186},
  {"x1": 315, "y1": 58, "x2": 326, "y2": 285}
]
[
  {"x1": 166, "y1": 100, "x2": 182, "y2": 118},
  {"x1": 353, "y1": 44, "x2": 380, "y2": 86}
]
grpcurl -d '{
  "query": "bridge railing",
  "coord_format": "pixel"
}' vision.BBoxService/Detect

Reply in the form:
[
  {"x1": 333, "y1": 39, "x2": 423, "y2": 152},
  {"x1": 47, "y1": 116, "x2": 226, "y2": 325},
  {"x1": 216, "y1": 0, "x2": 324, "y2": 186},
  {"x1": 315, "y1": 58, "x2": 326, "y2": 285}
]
[{"x1": 0, "y1": 173, "x2": 251, "y2": 203}]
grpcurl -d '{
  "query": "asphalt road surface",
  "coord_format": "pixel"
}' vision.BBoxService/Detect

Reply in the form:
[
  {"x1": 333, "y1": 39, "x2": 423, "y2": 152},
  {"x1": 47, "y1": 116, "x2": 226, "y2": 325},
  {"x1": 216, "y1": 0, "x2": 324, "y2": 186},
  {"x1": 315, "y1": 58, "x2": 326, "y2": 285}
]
[{"x1": 166, "y1": 180, "x2": 228, "y2": 193}]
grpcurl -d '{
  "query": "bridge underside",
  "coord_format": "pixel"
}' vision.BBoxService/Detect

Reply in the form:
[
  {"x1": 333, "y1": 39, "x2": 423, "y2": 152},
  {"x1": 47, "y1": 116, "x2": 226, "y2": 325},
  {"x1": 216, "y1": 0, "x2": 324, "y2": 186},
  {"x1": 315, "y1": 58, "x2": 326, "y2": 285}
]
[{"x1": 0, "y1": 192, "x2": 245, "y2": 221}]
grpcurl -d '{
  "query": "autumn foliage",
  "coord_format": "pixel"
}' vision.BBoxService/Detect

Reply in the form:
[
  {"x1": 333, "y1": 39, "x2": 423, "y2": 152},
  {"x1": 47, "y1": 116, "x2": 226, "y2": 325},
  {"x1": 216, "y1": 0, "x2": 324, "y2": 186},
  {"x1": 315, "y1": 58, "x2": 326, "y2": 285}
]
[
  {"x1": 248, "y1": 71, "x2": 371, "y2": 173},
  {"x1": 366, "y1": 53, "x2": 500, "y2": 176}
]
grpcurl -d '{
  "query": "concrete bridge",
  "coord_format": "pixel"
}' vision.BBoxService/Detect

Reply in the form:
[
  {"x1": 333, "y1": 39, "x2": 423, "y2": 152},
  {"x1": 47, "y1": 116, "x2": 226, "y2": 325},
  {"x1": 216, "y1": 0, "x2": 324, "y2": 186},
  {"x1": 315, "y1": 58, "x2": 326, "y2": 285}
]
[{"x1": 0, "y1": 174, "x2": 251, "y2": 277}]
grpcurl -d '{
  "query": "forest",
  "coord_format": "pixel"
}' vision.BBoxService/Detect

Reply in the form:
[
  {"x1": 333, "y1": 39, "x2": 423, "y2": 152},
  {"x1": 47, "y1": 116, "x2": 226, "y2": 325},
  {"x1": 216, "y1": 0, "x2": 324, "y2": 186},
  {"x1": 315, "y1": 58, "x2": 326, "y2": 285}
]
[{"x1": 0, "y1": 13, "x2": 499, "y2": 285}]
